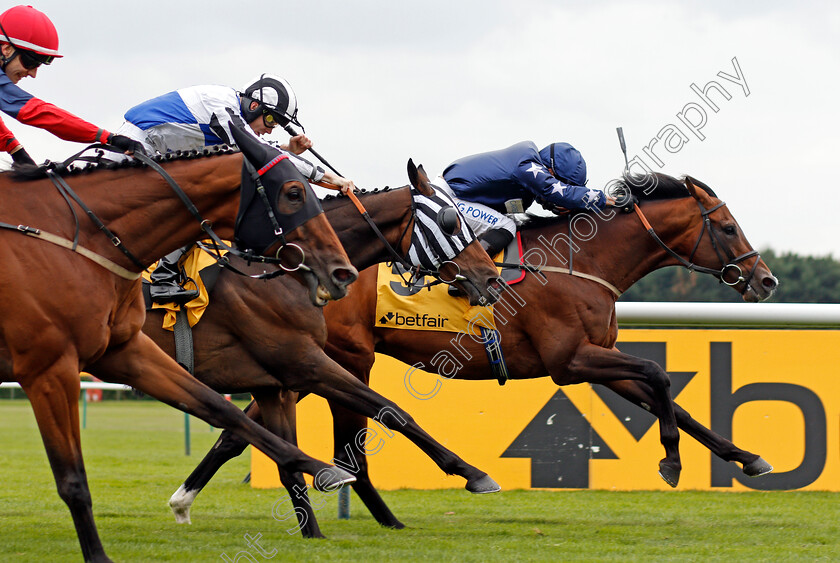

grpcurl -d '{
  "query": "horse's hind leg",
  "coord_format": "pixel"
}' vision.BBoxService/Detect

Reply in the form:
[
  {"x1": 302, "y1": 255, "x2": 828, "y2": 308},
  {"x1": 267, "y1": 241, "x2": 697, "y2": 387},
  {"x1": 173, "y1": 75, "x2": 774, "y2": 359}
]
[
  {"x1": 600, "y1": 379, "x2": 773, "y2": 476},
  {"x1": 20, "y1": 365, "x2": 111, "y2": 563},
  {"x1": 563, "y1": 344, "x2": 681, "y2": 486},
  {"x1": 87, "y1": 332, "x2": 354, "y2": 489},
  {"x1": 329, "y1": 402, "x2": 405, "y2": 529}
]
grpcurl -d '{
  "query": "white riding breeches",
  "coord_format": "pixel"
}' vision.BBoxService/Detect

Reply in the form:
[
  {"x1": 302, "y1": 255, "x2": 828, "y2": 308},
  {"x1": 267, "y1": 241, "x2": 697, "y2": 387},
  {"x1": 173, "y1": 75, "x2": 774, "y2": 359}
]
[{"x1": 433, "y1": 177, "x2": 516, "y2": 238}]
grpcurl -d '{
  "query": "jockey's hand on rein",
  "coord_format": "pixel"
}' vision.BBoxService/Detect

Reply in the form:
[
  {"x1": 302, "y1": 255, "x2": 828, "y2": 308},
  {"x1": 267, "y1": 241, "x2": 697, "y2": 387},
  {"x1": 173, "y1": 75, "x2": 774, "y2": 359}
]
[
  {"x1": 10, "y1": 147, "x2": 35, "y2": 166},
  {"x1": 107, "y1": 134, "x2": 147, "y2": 156}
]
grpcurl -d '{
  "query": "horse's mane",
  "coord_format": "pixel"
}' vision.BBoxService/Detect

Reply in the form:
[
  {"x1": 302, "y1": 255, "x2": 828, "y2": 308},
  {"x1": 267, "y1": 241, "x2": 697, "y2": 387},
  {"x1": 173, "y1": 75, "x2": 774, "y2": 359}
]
[
  {"x1": 320, "y1": 185, "x2": 400, "y2": 207},
  {"x1": 518, "y1": 172, "x2": 717, "y2": 231},
  {"x1": 5, "y1": 145, "x2": 240, "y2": 182},
  {"x1": 620, "y1": 172, "x2": 717, "y2": 200}
]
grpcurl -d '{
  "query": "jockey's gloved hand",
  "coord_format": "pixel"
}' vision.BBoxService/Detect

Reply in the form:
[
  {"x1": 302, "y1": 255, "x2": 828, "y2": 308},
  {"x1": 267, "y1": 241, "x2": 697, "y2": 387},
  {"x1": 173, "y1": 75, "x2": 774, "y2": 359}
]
[
  {"x1": 10, "y1": 147, "x2": 35, "y2": 165},
  {"x1": 107, "y1": 134, "x2": 147, "y2": 156}
]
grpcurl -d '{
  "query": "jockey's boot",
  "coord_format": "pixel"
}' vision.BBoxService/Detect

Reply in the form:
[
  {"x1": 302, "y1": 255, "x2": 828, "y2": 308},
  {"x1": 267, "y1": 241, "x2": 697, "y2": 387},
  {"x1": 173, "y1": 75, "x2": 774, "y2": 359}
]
[
  {"x1": 448, "y1": 228, "x2": 514, "y2": 297},
  {"x1": 149, "y1": 245, "x2": 200, "y2": 305}
]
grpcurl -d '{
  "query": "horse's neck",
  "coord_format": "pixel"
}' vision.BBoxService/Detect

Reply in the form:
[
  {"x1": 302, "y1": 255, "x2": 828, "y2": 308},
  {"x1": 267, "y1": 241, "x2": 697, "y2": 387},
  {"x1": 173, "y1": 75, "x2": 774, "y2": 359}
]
[
  {"x1": 525, "y1": 198, "x2": 702, "y2": 294},
  {"x1": 327, "y1": 187, "x2": 413, "y2": 271},
  {"x1": 77, "y1": 155, "x2": 242, "y2": 266}
]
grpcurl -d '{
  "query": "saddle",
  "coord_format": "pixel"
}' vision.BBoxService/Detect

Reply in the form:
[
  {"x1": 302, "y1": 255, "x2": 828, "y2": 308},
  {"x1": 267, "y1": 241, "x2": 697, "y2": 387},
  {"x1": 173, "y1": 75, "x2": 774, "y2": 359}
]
[{"x1": 142, "y1": 245, "x2": 226, "y2": 374}]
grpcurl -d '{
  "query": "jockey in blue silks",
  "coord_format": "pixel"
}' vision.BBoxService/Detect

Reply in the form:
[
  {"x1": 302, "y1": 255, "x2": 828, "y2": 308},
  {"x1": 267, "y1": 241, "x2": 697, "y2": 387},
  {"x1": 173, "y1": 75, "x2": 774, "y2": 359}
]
[{"x1": 437, "y1": 141, "x2": 614, "y2": 259}]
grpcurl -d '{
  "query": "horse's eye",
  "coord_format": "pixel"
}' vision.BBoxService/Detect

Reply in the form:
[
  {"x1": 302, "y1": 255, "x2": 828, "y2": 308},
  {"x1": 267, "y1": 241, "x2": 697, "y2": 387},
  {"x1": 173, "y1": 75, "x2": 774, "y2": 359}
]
[
  {"x1": 723, "y1": 225, "x2": 737, "y2": 236},
  {"x1": 288, "y1": 188, "x2": 303, "y2": 203}
]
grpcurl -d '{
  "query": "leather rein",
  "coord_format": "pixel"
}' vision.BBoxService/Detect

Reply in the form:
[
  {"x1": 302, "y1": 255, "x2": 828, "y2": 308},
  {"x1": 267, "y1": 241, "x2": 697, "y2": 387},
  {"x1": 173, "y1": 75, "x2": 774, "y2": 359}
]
[
  {"x1": 0, "y1": 145, "x2": 309, "y2": 281},
  {"x1": 328, "y1": 186, "x2": 467, "y2": 287},
  {"x1": 632, "y1": 195, "x2": 760, "y2": 294}
]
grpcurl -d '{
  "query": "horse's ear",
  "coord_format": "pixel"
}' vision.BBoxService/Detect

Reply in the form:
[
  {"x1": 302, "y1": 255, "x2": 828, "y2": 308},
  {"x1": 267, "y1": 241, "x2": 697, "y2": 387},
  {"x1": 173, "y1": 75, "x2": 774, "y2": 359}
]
[
  {"x1": 227, "y1": 108, "x2": 276, "y2": 167},
  {"x1": 407, "y1": 158, "x2": 433, "y2": 195},
  {"x1": 684, "y1": 176, "x2": 712, "y2": 203},
  {"x1": 407, "y1": 158, "x2": 418, "y2": 187}
]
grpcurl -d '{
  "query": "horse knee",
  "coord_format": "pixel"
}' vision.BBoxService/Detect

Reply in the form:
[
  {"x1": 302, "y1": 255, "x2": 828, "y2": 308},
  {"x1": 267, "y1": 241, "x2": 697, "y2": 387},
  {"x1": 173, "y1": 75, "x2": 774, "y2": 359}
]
[
  {"x1": 212, "y1": 429, "x2": 249, "y2": 459},
  {"x1": 55, "y1": 472, "x2": 92, "y2": 509}
]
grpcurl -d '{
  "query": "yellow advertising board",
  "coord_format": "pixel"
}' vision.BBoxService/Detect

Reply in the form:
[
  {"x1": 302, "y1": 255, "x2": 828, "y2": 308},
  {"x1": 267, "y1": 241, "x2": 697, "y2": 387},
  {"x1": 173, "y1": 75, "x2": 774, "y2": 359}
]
[{"x1": 252, "y1": 329, "x2": 840, "y2": 491}]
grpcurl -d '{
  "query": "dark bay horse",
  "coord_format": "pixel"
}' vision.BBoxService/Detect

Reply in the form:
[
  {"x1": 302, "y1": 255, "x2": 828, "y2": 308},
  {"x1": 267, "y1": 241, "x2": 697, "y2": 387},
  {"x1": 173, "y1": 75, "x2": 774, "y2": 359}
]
[
  {"x1": 146, "y1": 161, "x2": 504, "y2": 537},
  {"x1": 0, "y1": 129, "x2": 358, "y2": 562},
  {"x1": 177, "y1": 173, "x2": 778, "y2": 530}
]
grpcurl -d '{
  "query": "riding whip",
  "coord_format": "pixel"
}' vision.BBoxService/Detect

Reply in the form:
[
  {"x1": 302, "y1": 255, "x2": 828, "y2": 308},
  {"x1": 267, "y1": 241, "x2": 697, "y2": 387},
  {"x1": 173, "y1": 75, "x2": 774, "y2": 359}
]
[
  {"x1": 616, "y1": 126, "x2": 630, "y2": 171},
  {"x1": 284, "y1": 124, "x2": 346, "y2": 178}
]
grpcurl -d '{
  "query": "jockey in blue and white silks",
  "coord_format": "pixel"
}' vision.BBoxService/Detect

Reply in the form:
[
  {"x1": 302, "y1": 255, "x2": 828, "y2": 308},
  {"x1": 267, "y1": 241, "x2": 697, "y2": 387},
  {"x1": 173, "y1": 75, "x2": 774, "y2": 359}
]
[
  {"x1": 117, "y1": 82, "x2": 326, "y2": 183},
  {"x1": 119, "y1": 74, "x2": 356, "y2": 304},
  {"x1": 438, "y1": 141, "x2": 612, "y2": 257}
]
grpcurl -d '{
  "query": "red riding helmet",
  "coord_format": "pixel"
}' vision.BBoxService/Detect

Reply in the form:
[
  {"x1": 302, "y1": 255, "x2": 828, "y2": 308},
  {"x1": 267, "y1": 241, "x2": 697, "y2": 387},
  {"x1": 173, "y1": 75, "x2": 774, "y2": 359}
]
[{"x1": 0, "y1": 5, "x2": 62, "y2": 58}]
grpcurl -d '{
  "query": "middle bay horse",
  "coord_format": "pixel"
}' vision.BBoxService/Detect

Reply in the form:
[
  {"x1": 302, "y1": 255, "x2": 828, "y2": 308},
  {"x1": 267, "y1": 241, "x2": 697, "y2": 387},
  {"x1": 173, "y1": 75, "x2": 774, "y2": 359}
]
[
  {"x1": 144, "y1": 161, "x2": 505, "y2": 537},
  {"x1": 173, "y1": 172, "x2": 778, "y2": 531}
]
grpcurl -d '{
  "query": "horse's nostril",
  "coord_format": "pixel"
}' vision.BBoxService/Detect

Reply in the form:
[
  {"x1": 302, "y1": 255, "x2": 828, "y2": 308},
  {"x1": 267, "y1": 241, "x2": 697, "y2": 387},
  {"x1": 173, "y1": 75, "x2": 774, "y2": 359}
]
[
  {"x1": 763, "y1": 276, "x2": 778, "y2": 290},
  {"x1": 332, "y1": 267, "x2": 359, "y2": 287}
]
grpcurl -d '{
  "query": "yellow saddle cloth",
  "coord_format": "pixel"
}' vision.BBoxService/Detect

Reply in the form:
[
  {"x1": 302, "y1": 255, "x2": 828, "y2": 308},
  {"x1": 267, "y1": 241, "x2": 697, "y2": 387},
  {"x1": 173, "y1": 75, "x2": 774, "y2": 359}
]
[
  {"x1": 142, "y1": 243, "x2": 228, "y2": 331},
  {"x1": 374, "y1": 262, "x2": 496, "y2": 336}
]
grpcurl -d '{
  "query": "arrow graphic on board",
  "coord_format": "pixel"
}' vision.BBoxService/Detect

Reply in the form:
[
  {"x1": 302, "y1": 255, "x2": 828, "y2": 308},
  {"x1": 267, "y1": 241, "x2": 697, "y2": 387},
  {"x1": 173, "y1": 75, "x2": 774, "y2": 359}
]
[
  {"x1": 501, "y1": 389, "x2": 617, "y2": 488},
  {"x1": 501, "y1": 341, "x2": 695, "y2": 488}
]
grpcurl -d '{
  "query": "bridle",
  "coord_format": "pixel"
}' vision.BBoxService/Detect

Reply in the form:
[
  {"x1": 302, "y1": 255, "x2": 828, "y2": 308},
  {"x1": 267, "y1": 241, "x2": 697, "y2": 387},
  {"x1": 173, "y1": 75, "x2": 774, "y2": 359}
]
[
  {"x1": 632, "y1": 191, "x2": 760, "y2": 294},
  {"x1": 329, "y1": 185, "x2": 470, "y2": 288},
  {"x1": 8, "y1": 144, "x2": 319, "y2": 281}
]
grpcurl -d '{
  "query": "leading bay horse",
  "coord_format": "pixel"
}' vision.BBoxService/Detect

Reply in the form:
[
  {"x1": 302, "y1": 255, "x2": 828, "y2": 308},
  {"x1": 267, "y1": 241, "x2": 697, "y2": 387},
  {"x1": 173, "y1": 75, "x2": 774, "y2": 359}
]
[
  {"x1": 176, "y1": 172, "x2": 778, "y2": 530},
  {"x1": 145, "y1": 161, "x2": 505, "y2": 538},
  {"x1": 0, "y1": 123, "x2": 359, "y2": 562}
]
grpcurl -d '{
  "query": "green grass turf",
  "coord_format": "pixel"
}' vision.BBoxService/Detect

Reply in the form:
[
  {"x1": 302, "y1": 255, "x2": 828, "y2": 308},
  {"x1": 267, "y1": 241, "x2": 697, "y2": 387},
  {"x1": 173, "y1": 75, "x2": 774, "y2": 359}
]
[{"x1": 0, "y1": 399, "x2": 837, "y2": 562}]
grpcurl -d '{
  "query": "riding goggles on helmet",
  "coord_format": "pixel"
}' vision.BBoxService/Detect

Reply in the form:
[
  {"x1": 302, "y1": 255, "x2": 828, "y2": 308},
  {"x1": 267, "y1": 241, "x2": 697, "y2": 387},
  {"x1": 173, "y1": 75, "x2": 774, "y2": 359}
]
[
  {"x1": 262, "y1": 109, "x2": 283, "y2": 129},
  {"x1": 18, "y1": 48, "x2": 53, "y2": 69}
]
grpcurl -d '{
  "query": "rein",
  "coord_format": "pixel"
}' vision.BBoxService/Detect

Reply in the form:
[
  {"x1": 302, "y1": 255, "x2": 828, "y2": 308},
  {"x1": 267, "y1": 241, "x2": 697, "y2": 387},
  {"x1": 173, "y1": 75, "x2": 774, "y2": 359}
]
[
  {"x1": 131, "y1": 152, "x2": 308, "y2": 281},
  {"x1": 326, "y1": 186, "x2": 463, "y2": 288},
  {"x1": 494, "y1": 186, "x2": 759, "y2": 297},
  {"x1": 3, "y1": 144, "x2": 309, "y2": 282},
  {"x1": 632, "y1": 196, "x2": 760, "y2": 293}
]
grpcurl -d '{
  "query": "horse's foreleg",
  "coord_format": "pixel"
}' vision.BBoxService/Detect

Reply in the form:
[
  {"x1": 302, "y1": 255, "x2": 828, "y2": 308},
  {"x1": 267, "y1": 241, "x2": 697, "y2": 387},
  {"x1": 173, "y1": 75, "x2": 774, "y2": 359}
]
[
  {"x1": 20, "y1": 364, "x2": 111, "y2": 563},
  {"x1": 169, "y1": 400, "x2": 258, "y2": 524},
  {"x1": 88, "y1": 333, "x2": 354, "y2": 489},
  {"x1": 564, "y1": 345, "x2": 681, "y2": 486},
  {"x1": 292, "y1": 354, "x2": 499, "y2": 494},
  {"x1": 600, "y1": 380, "x2": 773, "y2": 476},
  {"x1": 254, "y1": 390, "x2": 325, "y2": 539},
  {"x1": 329, "y1": 402, "x2": 405, "y2": 529}
]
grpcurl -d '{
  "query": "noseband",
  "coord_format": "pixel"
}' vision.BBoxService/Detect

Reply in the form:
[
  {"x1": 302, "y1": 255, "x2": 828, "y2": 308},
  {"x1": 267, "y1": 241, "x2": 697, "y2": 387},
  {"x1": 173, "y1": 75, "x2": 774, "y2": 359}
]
[{"x1": 633, "y1": 196, "x2": 760, "y2": 294}]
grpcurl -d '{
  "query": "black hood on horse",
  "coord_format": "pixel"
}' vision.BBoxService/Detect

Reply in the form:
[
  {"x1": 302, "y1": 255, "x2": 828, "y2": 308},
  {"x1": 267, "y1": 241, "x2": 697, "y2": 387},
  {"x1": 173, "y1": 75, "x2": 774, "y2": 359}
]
[{"x1": 228, "y1": 111, "x2": 324, "y2": 255}]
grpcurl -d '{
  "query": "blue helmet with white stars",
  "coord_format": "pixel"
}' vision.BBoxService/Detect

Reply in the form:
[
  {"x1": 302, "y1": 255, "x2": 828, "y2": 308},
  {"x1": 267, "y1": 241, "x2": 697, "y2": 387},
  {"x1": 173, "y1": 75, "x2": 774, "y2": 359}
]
[{"x1": 538, "y1": 142, "x2": 587, "y2": 186}]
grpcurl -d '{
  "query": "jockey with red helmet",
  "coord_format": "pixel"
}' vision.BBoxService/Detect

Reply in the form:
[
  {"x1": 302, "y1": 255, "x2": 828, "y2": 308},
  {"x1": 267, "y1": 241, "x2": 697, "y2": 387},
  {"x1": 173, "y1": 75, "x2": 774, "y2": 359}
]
[{"x1": 0, "y1": 5, "x2": 140, "y2": 164}]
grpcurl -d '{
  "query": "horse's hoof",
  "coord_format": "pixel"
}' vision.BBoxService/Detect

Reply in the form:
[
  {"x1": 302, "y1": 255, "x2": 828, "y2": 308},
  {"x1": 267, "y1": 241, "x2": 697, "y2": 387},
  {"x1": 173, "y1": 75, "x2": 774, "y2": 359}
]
[
  {"x1": 658, "y1": 463, "x2": 680, "y2": 488},
  {"x1": 743, "y1": 457, "x2": 773, "y2": 477},
  {"x1": 466, "y1": 473, "x2": 501, "y2": 494},
  {"x1": 168, "y1": 484, "x2": 195, "y2": 524},
  {"x1": 312, "y1": 466, "x2": 356, "y2": 492}
]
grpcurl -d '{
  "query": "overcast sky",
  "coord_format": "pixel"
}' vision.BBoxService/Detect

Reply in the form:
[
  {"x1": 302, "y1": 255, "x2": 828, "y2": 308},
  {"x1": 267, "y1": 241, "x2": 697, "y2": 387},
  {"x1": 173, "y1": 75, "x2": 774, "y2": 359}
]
[{"x1": 6, "y1": 1, "x2": 838, "y2": 256}]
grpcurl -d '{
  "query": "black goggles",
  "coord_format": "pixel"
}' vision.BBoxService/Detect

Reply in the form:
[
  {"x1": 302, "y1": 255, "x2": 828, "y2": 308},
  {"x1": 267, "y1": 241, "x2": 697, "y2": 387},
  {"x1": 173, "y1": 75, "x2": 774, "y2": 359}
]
[{"x1": 17, "y1": 49, "x2": 54, "y2": 70}]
